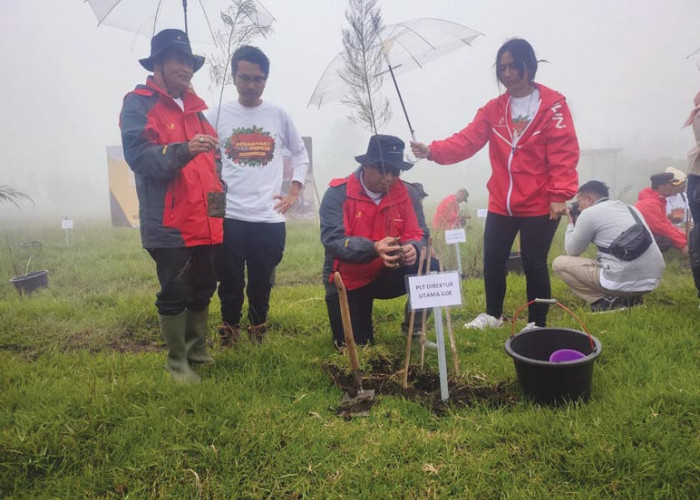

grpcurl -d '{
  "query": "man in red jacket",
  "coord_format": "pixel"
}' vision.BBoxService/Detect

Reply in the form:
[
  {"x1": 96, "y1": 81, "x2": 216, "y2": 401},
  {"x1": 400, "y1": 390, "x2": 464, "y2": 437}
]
[
  {"x1": 432, "y1": 189, "x2": 469, "y2": 230},
  {"x1": 120, "y1": 29, "x2": 224, "y2": 383},
  {"x1": 635, "y1": 173, "x2": 688, "y2": 254},
  {"x1": 320, "y1": 135, "x2": 431, "y2": 347}
]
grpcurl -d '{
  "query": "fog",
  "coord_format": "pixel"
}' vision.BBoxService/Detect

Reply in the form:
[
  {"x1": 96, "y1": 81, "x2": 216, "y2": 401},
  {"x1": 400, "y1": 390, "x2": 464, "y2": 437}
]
[{"x1": 1, "y1": 0, "x2": 699, "y2": 223}]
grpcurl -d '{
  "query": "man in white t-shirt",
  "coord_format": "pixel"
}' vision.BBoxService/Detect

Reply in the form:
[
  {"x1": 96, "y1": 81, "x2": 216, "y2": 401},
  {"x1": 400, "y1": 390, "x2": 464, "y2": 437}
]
[
  {"x1": 664, "y1": 166, "x2": 692, "y2": 228},
  {"x1": 552, "y1": 180, "x2": 665, "y2": 312},
  {"x1": 208, "y1": 45, "x2": 309, "y2": 345}
]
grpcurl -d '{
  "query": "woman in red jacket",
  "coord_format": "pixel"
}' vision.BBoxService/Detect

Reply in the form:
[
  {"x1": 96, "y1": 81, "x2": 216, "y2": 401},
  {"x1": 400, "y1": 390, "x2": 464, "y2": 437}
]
[{"x1": 411, "y1": 38, "x2": 579, "y2": 329}]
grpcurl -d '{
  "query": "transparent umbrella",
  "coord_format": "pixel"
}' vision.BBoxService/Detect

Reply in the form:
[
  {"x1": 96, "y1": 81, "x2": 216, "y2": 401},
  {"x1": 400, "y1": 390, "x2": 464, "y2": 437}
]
[
  {"x1": 308, "y1": 18, "x2": 483, "y2": 139},
  {"x1": 84, "y1": 0, "x2": 274, "y2": 46}
]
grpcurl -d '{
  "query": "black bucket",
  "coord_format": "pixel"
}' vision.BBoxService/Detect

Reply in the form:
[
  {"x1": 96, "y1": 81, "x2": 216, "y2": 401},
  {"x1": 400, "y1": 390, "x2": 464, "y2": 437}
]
[
  {"x1": 10, "y1": 270, "x2": 49, "y2": 296},
  {"x1": 505, "y1": 327, "x2": 602, "y2": 404},
  {"x1": 505, "y1": 299, "x2": 602, "y2": 405}
]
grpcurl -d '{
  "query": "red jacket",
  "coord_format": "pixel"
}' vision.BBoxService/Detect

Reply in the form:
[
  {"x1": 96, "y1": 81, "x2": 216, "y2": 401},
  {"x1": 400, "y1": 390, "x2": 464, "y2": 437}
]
[
  {"x1": 433, "y1": 194, "x2": 459, "y2": 230},
  {"x1": 429, "y1": 83, "x2": 579, "y2": 217},
  {"x1": 320, "y1": 170, "x2": 423, "y2": 290},
  {"x1": 635, "y1": 188, "x2": 686, "y2": 249},
  {"x1": 120, "y1": 77, "x2": 224, "y2": 248}
]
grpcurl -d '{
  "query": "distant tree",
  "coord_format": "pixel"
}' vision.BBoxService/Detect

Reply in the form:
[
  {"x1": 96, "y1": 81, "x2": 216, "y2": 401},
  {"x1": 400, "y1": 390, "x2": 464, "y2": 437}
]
[
  {"x1": 0, "y1": 186, "x2": 33, "y2": 210},
  {"x1": 339, "y1": 0, "x2": 392, "y2": 134}
]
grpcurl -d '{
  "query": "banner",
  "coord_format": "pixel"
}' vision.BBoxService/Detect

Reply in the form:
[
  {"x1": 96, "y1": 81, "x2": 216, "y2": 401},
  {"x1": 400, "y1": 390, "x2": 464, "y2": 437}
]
[{"x1": 106, "y1": 146, "x2": 139, "y2": 228}]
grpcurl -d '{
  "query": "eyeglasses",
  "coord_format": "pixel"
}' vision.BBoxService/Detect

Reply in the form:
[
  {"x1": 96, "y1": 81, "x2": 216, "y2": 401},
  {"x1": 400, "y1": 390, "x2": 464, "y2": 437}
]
[{"x1": 235, "y1": 74, "x2": 267, "y2": 84}]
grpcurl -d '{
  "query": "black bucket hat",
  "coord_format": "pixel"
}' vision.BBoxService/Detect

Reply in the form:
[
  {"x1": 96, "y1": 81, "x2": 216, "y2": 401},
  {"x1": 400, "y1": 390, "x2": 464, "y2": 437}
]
[
  {"x1": 355, "y1": 134, "x2": 414, "y2": 171},
  {"x1": 139, "y1": 29, "x2": 205, "y2": 73},
  {"x1": 650, "y1": 172, "x2": 674, "y2": 189}
]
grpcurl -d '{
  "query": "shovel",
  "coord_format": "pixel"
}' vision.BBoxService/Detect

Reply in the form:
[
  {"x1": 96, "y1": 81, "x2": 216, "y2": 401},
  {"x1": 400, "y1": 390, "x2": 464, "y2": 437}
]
[{"x1": 333, "y1": 272, "x2": 375, "y2": 415}]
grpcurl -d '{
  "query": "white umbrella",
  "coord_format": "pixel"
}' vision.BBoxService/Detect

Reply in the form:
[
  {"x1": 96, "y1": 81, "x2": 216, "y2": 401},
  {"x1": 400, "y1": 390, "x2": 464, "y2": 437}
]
[
  {"x1": 308, "y1": 18, "x2": 482, "y2": 138},
  {"x1": 84, "y1": 0, "x2": 274, "y2": 46}
]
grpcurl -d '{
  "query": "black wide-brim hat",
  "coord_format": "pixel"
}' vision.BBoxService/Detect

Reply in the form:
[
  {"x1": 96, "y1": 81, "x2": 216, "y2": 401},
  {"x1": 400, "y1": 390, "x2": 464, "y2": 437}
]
[
  {"x1": 355, "y1": 134, "x2": 414, "y2": 171},
  {"x1": 139, "y1": 29, "x2": 205, "y2": 73}
]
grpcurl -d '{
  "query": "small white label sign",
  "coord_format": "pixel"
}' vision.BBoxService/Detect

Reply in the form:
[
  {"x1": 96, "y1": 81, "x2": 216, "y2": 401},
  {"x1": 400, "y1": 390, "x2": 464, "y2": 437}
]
[
  {"x1": 444, "y1": 228, "x2": 466, "y2": 244},
  {"x1": 476, "y1": 209, "x2": 488, "y2": 218},
  {"x1": 408, "y1": 271, "x2": 462, "y2": 309},
  {"x1": 61, "y1": 219, "x2": 74, "y2": 229}
]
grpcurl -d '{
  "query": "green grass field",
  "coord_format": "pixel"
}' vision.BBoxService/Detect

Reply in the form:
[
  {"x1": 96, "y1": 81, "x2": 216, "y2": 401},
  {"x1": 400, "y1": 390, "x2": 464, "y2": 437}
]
[{"x1": 1, "y1": 220, "x2": 698, "y2": 498}]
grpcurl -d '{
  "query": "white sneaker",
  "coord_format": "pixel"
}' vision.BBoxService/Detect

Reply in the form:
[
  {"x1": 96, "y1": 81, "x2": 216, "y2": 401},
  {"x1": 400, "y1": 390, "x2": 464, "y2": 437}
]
[
  {"x1": 519, "y1": 322, "x2": 539, "y2": 332},
  {"x1": 464, "y1": 313, "x2": 503, "y2": 330}
]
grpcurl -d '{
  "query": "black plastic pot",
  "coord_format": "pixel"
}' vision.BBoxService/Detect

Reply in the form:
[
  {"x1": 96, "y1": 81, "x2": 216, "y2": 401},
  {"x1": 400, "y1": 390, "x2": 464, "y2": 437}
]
[
  {"x1": 10, "y1": 270, "x2": 49, "y2": 296},
  {"x1": 505, "y1": 327, "x2": 602, "y2": 405}
]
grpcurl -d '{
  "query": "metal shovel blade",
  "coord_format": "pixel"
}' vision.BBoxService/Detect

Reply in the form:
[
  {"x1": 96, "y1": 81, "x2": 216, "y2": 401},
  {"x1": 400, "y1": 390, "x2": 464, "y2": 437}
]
[{"x1": 339, "y1": 389, "x2": 376, "y2": 418}]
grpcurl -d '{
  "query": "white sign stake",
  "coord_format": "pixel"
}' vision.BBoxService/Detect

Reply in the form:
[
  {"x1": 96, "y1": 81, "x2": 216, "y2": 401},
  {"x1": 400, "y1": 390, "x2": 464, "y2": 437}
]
[
  {"x1": 407, "y1": 271, "x2": 462, "y2": 401},
  {"x1": 444, "y1": 229, "x2": 466, "y2": 277},
  {"x1": 61, "y1": 217, "x2": 74, "y2": 246}
]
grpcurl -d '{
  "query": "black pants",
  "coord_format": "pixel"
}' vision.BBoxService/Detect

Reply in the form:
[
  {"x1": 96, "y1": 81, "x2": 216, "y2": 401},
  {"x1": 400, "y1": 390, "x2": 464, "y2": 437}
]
[
  {"x1": 217, "y1": 218, "x2": 285, "y2": 327},
  {"x1": 653, "y1": 234, "x2": 675, "y2": 253},
  {"x1": 483, "y1": 212, "x2": 560, "y2": 326},
  {"x1": 687, "y1": 174, "x2": 700, "y2": 223},
  {"x1": 148, "y1": 245, "x2": 218, "y2": 316},
  {"x1": 326, "y1": 257, "x2": 438, "y2": 347}
]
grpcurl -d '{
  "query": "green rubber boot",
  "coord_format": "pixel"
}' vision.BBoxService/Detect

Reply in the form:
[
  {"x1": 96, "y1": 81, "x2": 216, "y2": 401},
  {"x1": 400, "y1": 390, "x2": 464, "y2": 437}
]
[
  {"x1": 159, "y1": 312, "x2": 201, "y2": 384},
  {"x1": 186, "y1": 307, "x2": 215, "y2": 365}
]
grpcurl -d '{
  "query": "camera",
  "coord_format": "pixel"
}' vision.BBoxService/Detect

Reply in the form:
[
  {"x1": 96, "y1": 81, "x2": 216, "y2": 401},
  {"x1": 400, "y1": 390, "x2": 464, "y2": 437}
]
[{"x1": 568, "y1": 201, "x2": 581, "y2": 224}]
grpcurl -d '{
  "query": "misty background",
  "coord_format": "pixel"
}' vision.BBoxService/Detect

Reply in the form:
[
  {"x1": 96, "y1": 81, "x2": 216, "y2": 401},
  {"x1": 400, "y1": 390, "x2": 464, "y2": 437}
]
[{"x1": 1, "y1": 0, "x2": 699, "y2": 225}]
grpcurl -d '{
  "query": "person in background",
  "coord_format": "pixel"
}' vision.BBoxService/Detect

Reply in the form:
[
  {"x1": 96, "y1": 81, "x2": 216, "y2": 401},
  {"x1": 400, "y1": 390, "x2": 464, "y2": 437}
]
[
  {"x1": 684, "y1": 91, "x2": 700, "y2": 223},
  {"x1": 664, "y1": 167, "x2": 691, "y2": 228},
  {"x1": 432, "y1": 188, "x2": 469, "y2": 230},
  {"x1": 553, "y1": 181, "x2": 664, "y2": 312},
  {"x1": 683, "y1": 90, "x2": 700, "y2": 305},
  {"x1": 120, "y1": 29, "x2": 223, "y2": 384},
  {"x1": 208, "y1": 45, "x2": 309, "y2": 346},
  {"x1": 635, "y1": 173, "x2": 688, "y2": 254},
  {"x1": 411, "y1": 38, "x2": 579, "y2": 330},
  {"x1": 320, "y1": 135, "x2": 433, "y2": 347}
]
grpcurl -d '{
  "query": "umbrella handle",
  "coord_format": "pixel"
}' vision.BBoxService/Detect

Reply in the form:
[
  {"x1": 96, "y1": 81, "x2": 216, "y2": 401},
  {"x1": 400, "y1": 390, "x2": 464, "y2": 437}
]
[{"x1": 383, "y1": 54, "x2": 415, "y2": 139}]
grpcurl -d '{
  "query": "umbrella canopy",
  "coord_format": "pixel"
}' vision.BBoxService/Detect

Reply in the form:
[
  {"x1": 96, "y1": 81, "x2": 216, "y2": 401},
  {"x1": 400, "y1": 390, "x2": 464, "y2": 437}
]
[
  {"x1": 308, "y1": 18, "x2": 482, "y2": 108},
  {"x1": 85, "y1": 0, "x2": 274, "y2": 45}
]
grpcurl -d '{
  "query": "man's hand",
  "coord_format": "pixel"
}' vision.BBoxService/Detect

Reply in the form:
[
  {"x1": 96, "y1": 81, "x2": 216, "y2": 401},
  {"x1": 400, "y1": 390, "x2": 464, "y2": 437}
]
[
  {"x1": 399, "y1": 244, "x2": 417, "y2": 266},
  {"x1": 681, "y1": 244, "x2": 689, "y2": 256},
  {"x1": 550, "y1": 201, "x2": 567, "y2": 219},
  {"x1": 188, "y1": 134, "x2": 218, "y2": 156},
  {"x1": 374, "y1": 236, "x2": 402, "y2": 268},
  {"x1": 274, "y1": 181, "x2": 302, "y2": 214}
]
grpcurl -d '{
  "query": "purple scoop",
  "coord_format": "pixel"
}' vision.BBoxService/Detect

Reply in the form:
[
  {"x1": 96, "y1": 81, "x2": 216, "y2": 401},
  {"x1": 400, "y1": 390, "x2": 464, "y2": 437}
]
[{"x1": 549, "y1": 349, "x2": 586, "y2": 363}]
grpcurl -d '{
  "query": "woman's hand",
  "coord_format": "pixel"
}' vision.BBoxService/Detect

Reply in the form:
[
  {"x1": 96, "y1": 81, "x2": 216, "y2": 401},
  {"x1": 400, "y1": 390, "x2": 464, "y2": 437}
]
[
  {"x1": 410, "y1": 141, "x2": 431, "y2": 159},
  {"x1": 549, "y1": 201, "x2": 567, "y2": 219}
]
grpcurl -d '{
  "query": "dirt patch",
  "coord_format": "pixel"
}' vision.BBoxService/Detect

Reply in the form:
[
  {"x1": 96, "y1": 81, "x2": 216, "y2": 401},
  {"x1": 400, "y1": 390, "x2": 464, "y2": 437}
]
[{"x1": 322, "y1": 353, "x2": 518, "y2": 416}]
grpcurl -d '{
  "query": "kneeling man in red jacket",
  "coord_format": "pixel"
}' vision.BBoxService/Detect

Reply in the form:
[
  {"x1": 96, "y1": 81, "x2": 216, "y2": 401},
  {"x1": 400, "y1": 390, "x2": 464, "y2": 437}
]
[
  {"x1": 320, "y1": 135, "x2": 436, "y2": 347},
  {"x1": 635, "y1": 172, "x2": 688, "y2": 254}
]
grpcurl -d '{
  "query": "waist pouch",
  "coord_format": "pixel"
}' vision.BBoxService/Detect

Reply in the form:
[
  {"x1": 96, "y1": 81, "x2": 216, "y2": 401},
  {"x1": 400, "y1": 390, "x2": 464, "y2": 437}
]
[{"x1": 597, "y1": 206, "x2": 653, "y2": 261}]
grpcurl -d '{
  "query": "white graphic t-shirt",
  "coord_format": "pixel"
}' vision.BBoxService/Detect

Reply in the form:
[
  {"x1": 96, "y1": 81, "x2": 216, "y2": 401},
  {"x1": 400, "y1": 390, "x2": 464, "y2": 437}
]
[
  {"x1": 510, "y1": 88, "x2": 540, "y2": 144},
  {"x1": 207, "y1": 101, "x2": 309, "y2": 223}
]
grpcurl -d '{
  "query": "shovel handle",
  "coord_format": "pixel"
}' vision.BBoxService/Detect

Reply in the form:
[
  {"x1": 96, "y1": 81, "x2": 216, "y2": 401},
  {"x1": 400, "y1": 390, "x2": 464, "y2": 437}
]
[{"x1": 334, "y1": 272, "x2": 362, "y2": 376}]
